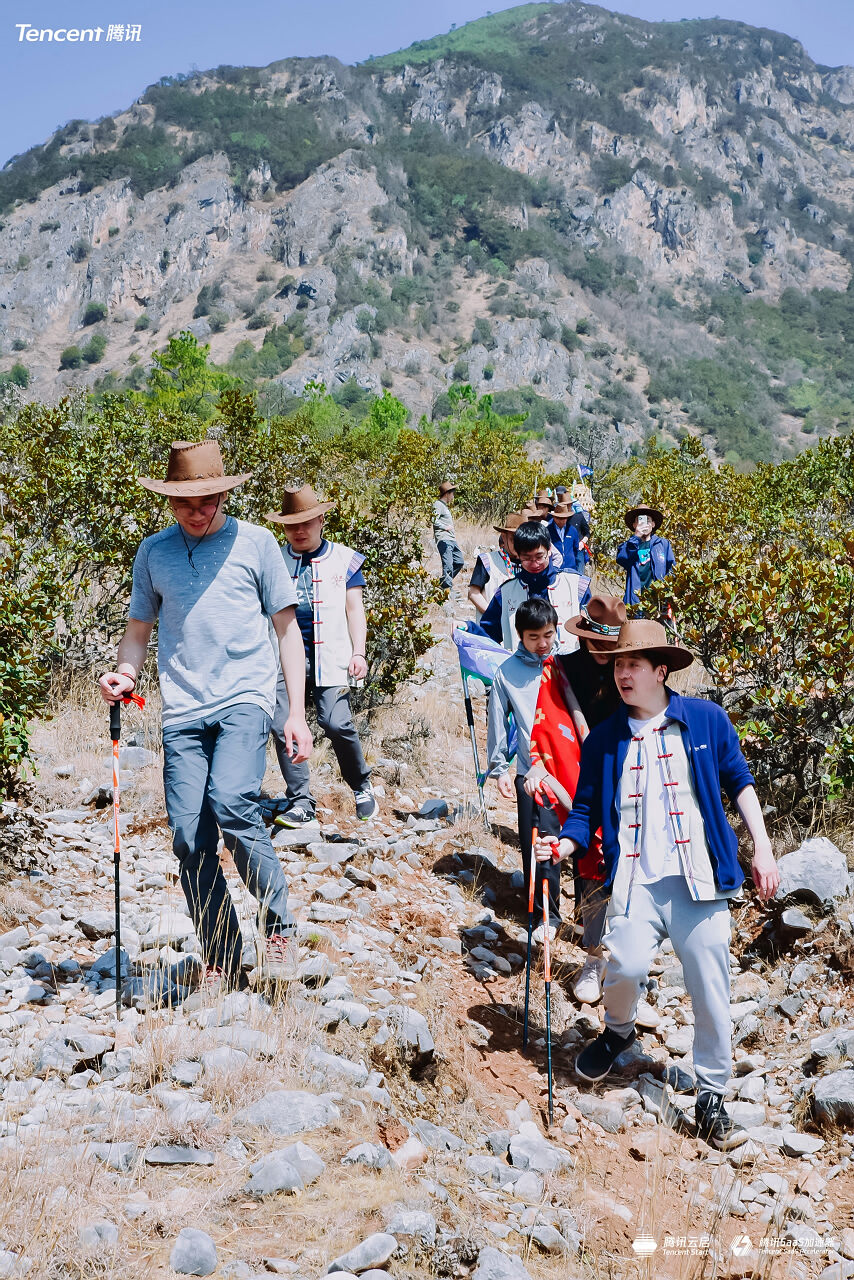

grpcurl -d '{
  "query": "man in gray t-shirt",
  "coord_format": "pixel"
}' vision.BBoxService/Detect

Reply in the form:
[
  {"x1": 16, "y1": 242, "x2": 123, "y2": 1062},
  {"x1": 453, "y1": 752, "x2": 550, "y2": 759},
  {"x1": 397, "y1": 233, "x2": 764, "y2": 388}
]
[{"x1": 99, "y1": 440, "x2": 312, "y2": 993}]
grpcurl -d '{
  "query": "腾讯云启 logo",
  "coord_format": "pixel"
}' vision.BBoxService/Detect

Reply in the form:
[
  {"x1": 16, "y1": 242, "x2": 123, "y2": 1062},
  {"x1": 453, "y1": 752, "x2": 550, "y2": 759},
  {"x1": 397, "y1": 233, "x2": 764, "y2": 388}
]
[
  {"x1": 631, "y1": 1235, "x2": 658, "y2": 1256},
  {"x1": 730, "y1": 1234, "x2": 753, "y2": 1257}
]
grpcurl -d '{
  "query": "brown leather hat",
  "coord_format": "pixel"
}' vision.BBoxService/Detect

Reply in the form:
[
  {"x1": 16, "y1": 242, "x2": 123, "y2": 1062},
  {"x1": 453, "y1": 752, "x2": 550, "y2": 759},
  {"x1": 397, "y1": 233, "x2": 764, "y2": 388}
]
[
  {"x1": 535, "y1": 490, "x2": 554, "y2": 508},
  {"x1": 608, "y1": 619, "x2": 693, "y2": 670},
  {"x1": 564, "y1": 594, "x2": 626, "y2": 644},
  {"x1": 138, "y1": 440, "x2": 252, "y2": 497},
  {"x1": 551, "y1": 502, "x2": 573, "y2": 518},
  {"x1": 625, "y1": 503, "x2": 664, "y2": 532},
  {"x1": 493, "y1": 511, "x2": 526, "y2": 536},
  {"x1": 266, "y1": 484, "x2": 335, "y2": 525},
  {"x1": 439, "y1": 480, "x2": 457, "y2": 496}
]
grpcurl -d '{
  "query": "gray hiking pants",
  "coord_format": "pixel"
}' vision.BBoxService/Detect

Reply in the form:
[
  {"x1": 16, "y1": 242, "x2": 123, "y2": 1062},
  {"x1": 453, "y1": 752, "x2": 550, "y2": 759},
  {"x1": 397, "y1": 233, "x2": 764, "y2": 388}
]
[
  {"x1": 162, "y1": 703, "x2": 294, "y2": 979},
  {"x1": 272, "y1": 676, "x2": 370, "y2": 811},
  {"x1": 602, "y1": 875, "x2": 732, "y2": 1095}
]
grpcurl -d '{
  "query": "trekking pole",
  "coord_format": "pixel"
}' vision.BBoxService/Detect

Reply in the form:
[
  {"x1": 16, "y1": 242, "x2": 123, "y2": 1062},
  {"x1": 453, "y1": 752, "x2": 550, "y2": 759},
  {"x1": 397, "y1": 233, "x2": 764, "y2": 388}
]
[
  {"x1": 461, "y1": 670, "x2": 490, "y2": 830},
  {"x1": 522, "y1": 822, "x2": 538, "y2": 1050},
  {"x1": 110, "y1": 692, "x2": 145, "y2": 1017},
  {"x1": 543, "y1": 880, "x2": 554, "y2": 1128}
]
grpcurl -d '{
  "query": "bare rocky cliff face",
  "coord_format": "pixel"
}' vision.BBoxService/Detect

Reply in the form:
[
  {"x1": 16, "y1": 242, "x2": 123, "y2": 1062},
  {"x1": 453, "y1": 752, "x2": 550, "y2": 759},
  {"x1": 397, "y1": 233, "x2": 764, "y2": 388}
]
[{"x1": 0, "y1": 2, "x2": 852, "y2": 458}]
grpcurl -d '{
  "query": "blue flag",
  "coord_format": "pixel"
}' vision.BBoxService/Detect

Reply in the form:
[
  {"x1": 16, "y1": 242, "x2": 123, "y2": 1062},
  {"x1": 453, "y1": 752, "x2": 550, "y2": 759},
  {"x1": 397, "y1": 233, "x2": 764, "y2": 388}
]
[{"x1": 453, "y1": 623, "x2": 517, "y2": 768}]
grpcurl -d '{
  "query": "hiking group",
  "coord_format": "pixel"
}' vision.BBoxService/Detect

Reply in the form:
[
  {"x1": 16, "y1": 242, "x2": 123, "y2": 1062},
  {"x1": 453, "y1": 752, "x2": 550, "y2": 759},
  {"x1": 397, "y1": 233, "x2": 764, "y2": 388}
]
[
  {"x1": 454, "y1": 482, "x2": 779, "y2": 1151},
  {"x1": 99, "y1": 451, "x2": 780, "y2": 1151}
]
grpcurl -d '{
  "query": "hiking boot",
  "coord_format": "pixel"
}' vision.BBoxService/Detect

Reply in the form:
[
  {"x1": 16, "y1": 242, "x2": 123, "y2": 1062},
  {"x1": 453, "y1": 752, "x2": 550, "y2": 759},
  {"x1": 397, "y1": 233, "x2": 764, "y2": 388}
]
[
  {"x1": 354, "y1": 785, "x2": 378, "y2": 821},
  {"x1": 274, "y1": 804, "x2": 316, "y2": 829},
  {"x1": 572, "y1": 953, "x2": 604, "y2": 1005},
  {"x1": 575, "y1": 1026, "x2": 637, "y2": 1083},
  {"x1": 532, "y1": 923, "x2": 557, "y2": 946},
  {"x1": 262, "y1": 933, "x2": 300, "y2": 983},
  {"x1": 695, "y1": 1090, "x2": 748, "y2": 1151}
]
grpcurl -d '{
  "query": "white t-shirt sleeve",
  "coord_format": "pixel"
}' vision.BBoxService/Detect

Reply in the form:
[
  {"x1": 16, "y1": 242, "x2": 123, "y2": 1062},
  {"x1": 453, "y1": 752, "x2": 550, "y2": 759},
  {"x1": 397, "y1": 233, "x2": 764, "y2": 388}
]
[{"x1": 128, "y1": 541, "x2": 160, "y2": 623}]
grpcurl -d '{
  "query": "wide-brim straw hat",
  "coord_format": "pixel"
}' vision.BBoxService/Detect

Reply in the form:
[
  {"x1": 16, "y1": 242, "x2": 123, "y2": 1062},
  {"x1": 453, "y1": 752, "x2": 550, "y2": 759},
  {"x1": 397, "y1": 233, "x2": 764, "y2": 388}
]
[
  {"x1": 551, "y1": 501, "x2": 573, "y2": 518},
  {"x1": 266, "y1": 483, "x2": 335, "y2": 525},
  {"x1": 138, "y1": 440, "x2": 252, "y2": 497},
  {"x1": 564, "y1": 594, "x2": 626, "y2": 643},
  {"x1": 439, "y1": 480, "x2": 457, "y2": 496},
  {"x1": 535, "y1": 490, "x2": 555, "y2": 508},
  {"x1": 625, "y1": 503, "x2": 664, "y2": 532},
  {"x1": 608, "y1": 619, "x2": 694, "y2": 670},
  {"x1": 493, "y1": 511, "x2": 526, "y2": 536}
]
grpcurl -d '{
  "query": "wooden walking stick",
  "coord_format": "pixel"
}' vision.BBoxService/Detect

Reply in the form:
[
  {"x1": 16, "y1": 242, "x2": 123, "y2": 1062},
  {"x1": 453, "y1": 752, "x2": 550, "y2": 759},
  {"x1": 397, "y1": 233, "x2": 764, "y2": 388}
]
[{"x1": 110, "y1": 692, "x2": 145, "y2": 1016}]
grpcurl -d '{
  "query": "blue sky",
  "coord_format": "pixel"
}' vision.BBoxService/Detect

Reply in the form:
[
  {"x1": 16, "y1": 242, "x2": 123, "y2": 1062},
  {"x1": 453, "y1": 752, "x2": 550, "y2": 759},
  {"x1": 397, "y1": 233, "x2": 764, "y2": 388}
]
[{"x1": 1, "y1": 0, "x2": 851, "y2": 167}]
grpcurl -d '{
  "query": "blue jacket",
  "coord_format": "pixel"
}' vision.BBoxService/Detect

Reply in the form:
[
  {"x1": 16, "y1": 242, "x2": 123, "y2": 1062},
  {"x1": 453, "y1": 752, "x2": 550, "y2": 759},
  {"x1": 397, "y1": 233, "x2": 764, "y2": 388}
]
[
  {"x1": 560, "y1": 692, "x2": 753, "y2": 895},
  {"x1": 547, "y1": 519, "x2": 581, "y2": 573},
  {"x1": 616, "y1": 534, "x2": 675, "y2": 605}
]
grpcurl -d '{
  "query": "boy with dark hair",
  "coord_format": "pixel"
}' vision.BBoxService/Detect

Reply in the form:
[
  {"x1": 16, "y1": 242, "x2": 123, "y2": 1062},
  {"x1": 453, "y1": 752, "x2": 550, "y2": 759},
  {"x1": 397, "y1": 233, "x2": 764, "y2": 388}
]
[
  {"x1": 480, "y1": 521, "x2": 587, "y2": 653},
  {"x1": 616, "y1": 504, "x2": 675, "y2": 607},
  {"x1": 536, "y1": 619, "x2": 779, "y2": 1149},
  {"x1": 488, "y1": 597, "x2": 570, "y2": 941}
]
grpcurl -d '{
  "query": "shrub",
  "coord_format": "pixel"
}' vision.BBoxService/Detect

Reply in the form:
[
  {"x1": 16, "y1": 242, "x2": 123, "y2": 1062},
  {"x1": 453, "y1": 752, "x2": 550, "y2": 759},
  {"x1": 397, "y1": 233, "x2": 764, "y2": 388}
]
[
  {"x1": 246, "y1": 311, "x2": 272, "y2": 330},
  {"x1": 83, "y1": 302, "x2": 108, "y2": 326},
  {"x1": 38, "y1": 220, "x2": 60, "y2": 233},
  {"x1": 59, "y1": 346, "x2": 83, "y2": 370},
  {"x1": 82, "y1": 334, "x2": 107, "y2": 364},
  {"x1": 70, "y1": 239, "x2": 91, "y2": 263},
  {"x1": 134, "y1": 314, "x2": 151, "y2": 331}
]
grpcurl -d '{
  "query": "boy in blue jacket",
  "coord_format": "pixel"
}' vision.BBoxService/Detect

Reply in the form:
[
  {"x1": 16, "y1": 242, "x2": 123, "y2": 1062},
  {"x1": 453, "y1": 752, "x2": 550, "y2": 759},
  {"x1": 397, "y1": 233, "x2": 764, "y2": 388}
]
[
  {"x1": 537, "y1": 619, "x2": 779, "y2": 1150},
  {"x1": 616, "y1": 504, "x2": 675, "y2": 607}
]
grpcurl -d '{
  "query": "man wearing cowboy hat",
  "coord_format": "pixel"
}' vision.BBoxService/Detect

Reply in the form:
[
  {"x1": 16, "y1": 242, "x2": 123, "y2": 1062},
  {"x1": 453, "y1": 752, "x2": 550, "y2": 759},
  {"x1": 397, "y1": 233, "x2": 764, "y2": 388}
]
[
  {"x1": 432, "y1": 480, "x2": 464, "y2": 591},
  {"x1": 99, "y1": 440, "x2": 312, "y2": 992},
  {"x1": 546, "y1": 499, "x2": 582, "y2": 573},
  {"x1": 266, "y1": 484, "x2": 376, "y2": 825},
  {"x1": 467, "y1": 512, "x2": 522, "y2": 620},
  {"x1": 526, "y1": 595, "x2": 625, "y2": 1000},
  {"x1": 616, "y1": 504, "x2": 675, "y2": 607},
  {"x1": 536, "y1": 619, "x2": 779, "y2": 1149}
]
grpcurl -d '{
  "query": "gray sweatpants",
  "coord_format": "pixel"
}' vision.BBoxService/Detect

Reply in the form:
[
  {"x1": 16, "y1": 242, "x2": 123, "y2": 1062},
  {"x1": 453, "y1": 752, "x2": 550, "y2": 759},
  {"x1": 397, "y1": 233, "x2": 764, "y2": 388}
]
[
  {"x1": 602, "y1": 875, "x2": 732, "y2": 1095},
  {"x1": 162, "y1": 703, "x2": 294, "y2": 980},
  {"x1": 272, "y1": 675, "x2": 370, "y2": 811}
]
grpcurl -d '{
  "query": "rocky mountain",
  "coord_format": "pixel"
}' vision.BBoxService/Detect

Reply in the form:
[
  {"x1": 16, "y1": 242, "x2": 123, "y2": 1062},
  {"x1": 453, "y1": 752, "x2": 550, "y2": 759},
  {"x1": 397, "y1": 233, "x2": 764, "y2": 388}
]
[{"x1": 1, "y1": 1, "x2": 854, "y2": 465}]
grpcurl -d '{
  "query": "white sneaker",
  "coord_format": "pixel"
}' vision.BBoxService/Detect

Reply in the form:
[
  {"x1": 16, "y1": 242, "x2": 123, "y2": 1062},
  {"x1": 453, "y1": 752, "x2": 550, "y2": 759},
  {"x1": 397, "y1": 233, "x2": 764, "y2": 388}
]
[
  {"x1": 572, "y1": 953, "x2": 604, "y2": 1004},
  {"x1": 532, "y1": 924, "x2": 557, "y2": 946}
]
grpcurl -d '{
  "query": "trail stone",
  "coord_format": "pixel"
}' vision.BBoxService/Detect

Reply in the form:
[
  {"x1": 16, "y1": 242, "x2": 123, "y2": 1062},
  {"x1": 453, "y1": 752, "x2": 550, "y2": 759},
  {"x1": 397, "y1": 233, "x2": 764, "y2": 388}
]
[
  {"x1": 342, "y1": 1143, "x2": 392, "y2": 1169},
  {"x1": 513, "y1": 1171, "x2": 544, "y2": 1201},
  {"x1": 327, "y1": 1232, "x2": 397, "y2": 1273},
  {"x1": 88, "y1": 1142, "x2": 138, "y2": 1171},
  {"x1": 412, "y1": 1118, "x2": 464, "y2": 1151},
  {"x1": 508, "y1": 1123, "x2": 572, "y2": 1173},
  {"x1": 811, "y1": 1070, "x2": 854, "y2": 1128},
  {"x1": 0, "y1": 1250, "x2": 31, "y2": 1277},
  {"x1": 466, "y1": 1155, "x2": 515, "y2": 1188},
  {"x1": 244, "y1": 1152, "x2": 304, "y2": 1198},
  {"x1": 79, "y1": 1221, "x2": 119, "y2": 1249},
  {"x1": 307, "y1": 841, "x2": 359, "y2": 865},
  {"x1": 298, "y1": 954, "x2": 337, "y2": 987},
  {"x1": 781, "y1": 1132, "x2": 825, "y2": 1157},
  {"x1": 387, "y1": 1209, "x2": 437, "y2": 1248},
  {"x1": 776, "y1": 837, "x2": 848, "y2": 909},
  {"x1": 170, "y1": 1228, "x2": 218, "y2": 1276},
  {"x1": 573, "y1": 1094, "x2": 626, "y2": 1133},
  {"x1": 144, "y1": 912, "x2": 196, "y2": 947},
  {"x1": 780, "y1": 908, "x2": 814, "y2": 937},
  {"x1": 236, "y1": 1089, "x2": 340, "y2": 1135},
  {"x1": 202, "y1": 1045, "x2": 249, "y2": 1074},
  {"x1": 307, "y1": 1045, "x2": 368, "y2": 1087},
  {"x1": 472, "y1": 1247, "x2": 534, "y2": 1280},
  {"x1": 276, "y1": 1141, "x2": 325, "y2": 1184},
  {"x1": 525, "y1": 1224, "x2": 574, "y2": 1254},
  {"x1": 145, "y1": 1146, "x2": 214, "y2": 1166},
  {"x1": 78, "y1": 911, "x2": 114, "y2": 940},
  {"x1": 384, "y1": 1005, "x2": 434, "y2": 1067},
  {"x1": 806, "y1": 1028, "x2": 854, "y2": 1069}
]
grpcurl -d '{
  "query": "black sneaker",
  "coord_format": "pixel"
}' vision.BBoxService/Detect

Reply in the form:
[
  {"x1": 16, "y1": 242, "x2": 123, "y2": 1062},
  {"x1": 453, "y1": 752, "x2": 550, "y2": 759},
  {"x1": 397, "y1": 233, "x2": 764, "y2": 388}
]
[
  {"x1": 695, "y1": 1090, "x2": 748, "y2": 1150},
  {"x1": 354, "y1": 785, "x2": 378, "y2": 821},
  {"x1": 575, "y1": 1027, "x2": 637, "y2": 1083},
  {"x1": 274, "y1": 804, "x2": 316, "y2": 829}
]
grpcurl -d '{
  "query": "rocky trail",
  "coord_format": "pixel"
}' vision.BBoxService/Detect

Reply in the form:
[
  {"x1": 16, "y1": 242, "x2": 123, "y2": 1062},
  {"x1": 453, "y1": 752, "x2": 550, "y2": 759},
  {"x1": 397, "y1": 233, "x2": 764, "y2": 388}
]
[{"x1": 1, "y1": 608, "x2": 854, "y2": 1278}]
